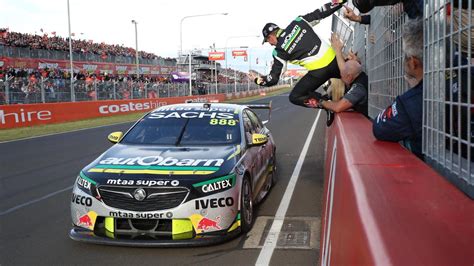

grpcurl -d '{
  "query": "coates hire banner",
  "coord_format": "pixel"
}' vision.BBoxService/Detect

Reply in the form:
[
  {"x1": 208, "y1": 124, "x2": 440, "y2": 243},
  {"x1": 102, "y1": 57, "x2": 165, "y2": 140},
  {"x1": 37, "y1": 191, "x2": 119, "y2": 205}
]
[
  {"x1": 232, "y1": 50, "x2": 247, "y2": 57},
  {"x1": 0, "y1": 95, "x2": 225, "y2": 129},
  {"x1": 0, "y1": 57, "x2": 177, "y2": 75},
  {"x1": 208, "y1": 52, "x2": 225, "y2": 61}
]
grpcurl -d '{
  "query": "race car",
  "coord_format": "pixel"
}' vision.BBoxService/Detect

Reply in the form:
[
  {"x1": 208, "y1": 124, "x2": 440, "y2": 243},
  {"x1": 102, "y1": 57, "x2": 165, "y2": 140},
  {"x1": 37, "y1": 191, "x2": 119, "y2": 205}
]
[{"x1": 69, "y1": 102, "x2": 276, "y2": 246}]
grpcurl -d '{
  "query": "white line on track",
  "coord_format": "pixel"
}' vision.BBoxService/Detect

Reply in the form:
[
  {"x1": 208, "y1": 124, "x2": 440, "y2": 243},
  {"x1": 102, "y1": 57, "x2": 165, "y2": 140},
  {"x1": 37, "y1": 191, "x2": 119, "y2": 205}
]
[
  {"x1": 0, "y1": 186, "x2": 73, "y2": 216},
  {"x1": 0, "y1": 121, "x2": 134, "y2": 144},
  {"x1": 255, "y1": 110, "x2": 322, "y2": 266}
]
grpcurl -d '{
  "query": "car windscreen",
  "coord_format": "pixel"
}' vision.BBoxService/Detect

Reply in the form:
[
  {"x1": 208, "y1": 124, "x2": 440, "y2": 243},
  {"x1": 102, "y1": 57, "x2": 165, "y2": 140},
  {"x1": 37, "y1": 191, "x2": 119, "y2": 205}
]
[{"x1": 121, "y1": 109, "x2": 241, "y2": 145}]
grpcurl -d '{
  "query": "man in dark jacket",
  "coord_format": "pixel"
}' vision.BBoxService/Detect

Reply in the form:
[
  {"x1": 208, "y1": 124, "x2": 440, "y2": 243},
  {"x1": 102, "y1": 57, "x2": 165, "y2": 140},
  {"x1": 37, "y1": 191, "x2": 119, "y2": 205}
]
[
  {"x1": 251, "y1": 0, "x2": 346, "y2": 110},
  {"x1": 372, "y1": 18, "x2": 423, "y2": 159}
]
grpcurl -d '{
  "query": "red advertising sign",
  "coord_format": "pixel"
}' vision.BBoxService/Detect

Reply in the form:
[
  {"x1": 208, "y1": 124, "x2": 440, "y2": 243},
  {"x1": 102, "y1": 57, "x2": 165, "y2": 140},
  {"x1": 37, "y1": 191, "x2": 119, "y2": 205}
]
[
  {"x1": 208, "y1": 52, "x2": 225, "y2": 61},
  {"x1": 232, "y1": 50, "x2": 248, "y2": 57}
]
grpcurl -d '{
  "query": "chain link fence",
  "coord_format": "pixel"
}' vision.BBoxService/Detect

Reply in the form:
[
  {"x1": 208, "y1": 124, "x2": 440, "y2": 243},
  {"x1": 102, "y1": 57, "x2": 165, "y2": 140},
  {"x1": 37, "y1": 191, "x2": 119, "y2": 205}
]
[{"x1": 331, "y1": 1, "x2": 474, "y2": 198}]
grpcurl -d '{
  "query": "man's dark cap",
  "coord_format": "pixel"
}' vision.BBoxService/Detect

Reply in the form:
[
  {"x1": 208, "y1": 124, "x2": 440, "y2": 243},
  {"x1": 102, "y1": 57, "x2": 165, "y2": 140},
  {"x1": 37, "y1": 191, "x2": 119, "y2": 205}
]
[{"x1": 262, "y1": 23, "x2": 279, "y2": 44}]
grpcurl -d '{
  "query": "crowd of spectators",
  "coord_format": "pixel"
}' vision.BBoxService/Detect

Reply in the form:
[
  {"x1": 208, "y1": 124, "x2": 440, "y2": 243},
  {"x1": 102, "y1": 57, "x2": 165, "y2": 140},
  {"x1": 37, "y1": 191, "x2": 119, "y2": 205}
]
[
  {"x1": 0, "y1": 66, "x2": 178, "y2": 104},
  {"x1": 0, "y1": 28, "x2": 174, "y2": 61}
]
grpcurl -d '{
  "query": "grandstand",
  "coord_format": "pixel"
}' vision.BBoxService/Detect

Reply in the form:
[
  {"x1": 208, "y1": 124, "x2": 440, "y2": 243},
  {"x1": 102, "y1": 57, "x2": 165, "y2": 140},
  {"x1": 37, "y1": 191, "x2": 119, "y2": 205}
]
[{"x1": 0, "y1": 29, "x2": 261, "y2": 104}]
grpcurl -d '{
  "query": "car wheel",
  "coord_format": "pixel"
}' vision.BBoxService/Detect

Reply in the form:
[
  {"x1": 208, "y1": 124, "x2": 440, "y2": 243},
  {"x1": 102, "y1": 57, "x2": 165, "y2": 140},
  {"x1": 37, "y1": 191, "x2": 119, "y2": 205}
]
[{"x1": 240, "y1": 176, "x2": 254, "y2": 233}]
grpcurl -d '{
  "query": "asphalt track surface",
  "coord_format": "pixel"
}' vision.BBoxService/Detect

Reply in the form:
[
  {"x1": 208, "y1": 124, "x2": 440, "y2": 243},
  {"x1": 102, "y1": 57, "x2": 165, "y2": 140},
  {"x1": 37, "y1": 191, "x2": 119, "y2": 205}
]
[{"x1": 0, "y1": 92, "x2": 328, "y2": 265}]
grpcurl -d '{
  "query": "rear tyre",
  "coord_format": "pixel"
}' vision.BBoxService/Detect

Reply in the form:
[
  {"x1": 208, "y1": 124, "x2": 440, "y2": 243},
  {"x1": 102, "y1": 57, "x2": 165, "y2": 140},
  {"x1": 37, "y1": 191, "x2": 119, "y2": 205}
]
[{"x1": 240, "y1": 176, "x2": 254, "y2": 233}]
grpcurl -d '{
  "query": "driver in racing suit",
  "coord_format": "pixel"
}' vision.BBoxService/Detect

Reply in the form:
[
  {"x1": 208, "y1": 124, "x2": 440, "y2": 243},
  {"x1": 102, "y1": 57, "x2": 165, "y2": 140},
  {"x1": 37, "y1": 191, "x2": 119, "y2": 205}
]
[{"x1": 251, "y1": 0, "x2": 346, "y2": 116}]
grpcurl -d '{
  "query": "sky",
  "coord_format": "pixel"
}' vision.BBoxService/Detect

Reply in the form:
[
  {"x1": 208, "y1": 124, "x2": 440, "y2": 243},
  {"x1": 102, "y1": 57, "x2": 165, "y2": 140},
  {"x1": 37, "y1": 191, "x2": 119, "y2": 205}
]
[{"x1": 1, "y1": 0, "x2": 333, "y2": 72}]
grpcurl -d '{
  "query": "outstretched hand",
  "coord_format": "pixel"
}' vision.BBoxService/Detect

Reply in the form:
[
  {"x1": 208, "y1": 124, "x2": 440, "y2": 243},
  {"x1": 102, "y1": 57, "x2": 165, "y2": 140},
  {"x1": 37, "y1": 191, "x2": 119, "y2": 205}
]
[
  {"x1": 343, "y1": 6, "x2": 360, "y2": 22},
  {"x1": 248, "y1": 72, "x2": 258, "y2": 80},
  {"x1": 248, "y1": 72, "x2": 263, "y2": 85}
]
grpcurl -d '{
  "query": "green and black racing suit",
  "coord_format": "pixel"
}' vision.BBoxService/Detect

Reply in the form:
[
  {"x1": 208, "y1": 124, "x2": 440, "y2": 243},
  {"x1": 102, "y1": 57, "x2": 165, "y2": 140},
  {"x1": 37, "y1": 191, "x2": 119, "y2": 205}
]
[{"x1": 255, "y1": 1, "x2": 344, "y2": 107}]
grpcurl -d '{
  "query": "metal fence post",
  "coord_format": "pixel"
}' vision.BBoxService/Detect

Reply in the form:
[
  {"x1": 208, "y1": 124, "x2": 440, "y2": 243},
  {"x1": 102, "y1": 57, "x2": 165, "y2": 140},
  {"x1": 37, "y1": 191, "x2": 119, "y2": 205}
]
[
  {"x1": 145, "y1": 83, "x2": 148, "y2": 99},
  {"x1": 5, "y1": 74, "x2": 10, "y2": 105},
  {"x1": 94, "y1": 80, "x2": 98, "y2": 100},
  {"x1": 40, "y1": 77, "x2": 46, "y2": 103},
  {"x1": 113, "y1": 81, "x2": 117, "y2": 100}
]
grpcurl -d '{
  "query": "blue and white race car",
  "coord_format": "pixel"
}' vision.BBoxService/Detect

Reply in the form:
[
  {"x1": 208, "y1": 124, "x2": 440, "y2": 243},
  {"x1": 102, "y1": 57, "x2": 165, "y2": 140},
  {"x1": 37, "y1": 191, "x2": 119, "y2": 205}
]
[{"x1": 70, "y1": 102, "x2": 276, "y2": 246}]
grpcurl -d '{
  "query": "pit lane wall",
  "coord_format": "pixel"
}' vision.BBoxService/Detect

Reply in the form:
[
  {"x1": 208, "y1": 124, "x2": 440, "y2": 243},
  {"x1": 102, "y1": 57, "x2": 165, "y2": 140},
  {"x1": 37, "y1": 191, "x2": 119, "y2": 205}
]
[
  {"x1": 0, "y1": 86, "x2": 284, "y2": 129},
  {"x1": 320, "y1": 112, "x2": 474, "y2": 265}
]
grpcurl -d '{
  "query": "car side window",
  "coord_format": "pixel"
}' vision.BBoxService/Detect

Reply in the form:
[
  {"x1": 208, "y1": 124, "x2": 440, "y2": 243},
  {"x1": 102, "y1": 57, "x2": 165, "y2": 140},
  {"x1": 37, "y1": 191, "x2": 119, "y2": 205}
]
[
  {"x1": 246, "y1": 110, "x2": 263, "y2": 133},
  {"x1": 242, "y1": 112, "x2": 254, "y2": 144}
]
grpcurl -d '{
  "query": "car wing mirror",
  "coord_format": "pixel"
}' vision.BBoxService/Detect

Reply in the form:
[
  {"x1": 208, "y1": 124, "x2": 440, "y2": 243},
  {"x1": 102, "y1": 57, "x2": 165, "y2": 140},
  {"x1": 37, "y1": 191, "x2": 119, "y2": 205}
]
[
  {"x1": 251, "y1": 133, "x2": 268, "y2": 146},
  {"x1": 108, "y1": 131, "x2": 123, "y2": 144}
]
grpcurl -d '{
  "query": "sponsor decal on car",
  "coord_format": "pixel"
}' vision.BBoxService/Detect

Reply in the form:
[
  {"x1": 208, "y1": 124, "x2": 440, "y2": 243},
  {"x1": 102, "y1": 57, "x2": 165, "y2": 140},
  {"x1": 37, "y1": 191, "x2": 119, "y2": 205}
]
[
  {"x1": 155, "y1": 106, "x2": 235, "y2": 112},
  {"x1": 72, "y1": 193, "x2": 93, "y2": 207},
  {"x1": 108, "y1": 211, "x2": 173, "y2": 219},
  {"x1": 193, "y1": 174, "x2": 235, "y2": 194},
  {"x1": 189, "y1": 214, "x2": 222, "y2": 233},
  {"x1": 76, "y1": 211, "x2": 97, "y2": 230},
  {"x1": 77, "y1": 172, "x2": 96, "y2": 190},
  {"x1": 105, "y1": 179, "x2": 180, "y2": 187},
  {"x1": 87, "y1": 156, "x2": 224, "y2": 175},
  {"x1": 148, "y1": 111, "x2": 234, "y2": 120},
  {"x1": 195, "y1": 197, "x2": 234, "y2": 210}
]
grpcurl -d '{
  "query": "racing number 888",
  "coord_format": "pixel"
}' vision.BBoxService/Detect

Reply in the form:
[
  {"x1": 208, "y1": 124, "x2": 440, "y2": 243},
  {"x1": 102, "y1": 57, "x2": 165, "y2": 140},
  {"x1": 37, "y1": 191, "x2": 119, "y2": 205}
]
[{"x1": 210, "y1": 119, "x2": 237, "y2": 126}]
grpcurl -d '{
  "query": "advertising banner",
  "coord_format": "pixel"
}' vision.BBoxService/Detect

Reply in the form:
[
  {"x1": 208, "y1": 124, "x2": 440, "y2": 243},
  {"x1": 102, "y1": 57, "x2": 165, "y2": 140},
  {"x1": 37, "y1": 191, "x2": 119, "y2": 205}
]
[
  {"x1": 208, "y1": 52, "x2": 225, "y2": 61},
  {"x1": 232, "y1": 50, "x2": 247, "y2": 57}
]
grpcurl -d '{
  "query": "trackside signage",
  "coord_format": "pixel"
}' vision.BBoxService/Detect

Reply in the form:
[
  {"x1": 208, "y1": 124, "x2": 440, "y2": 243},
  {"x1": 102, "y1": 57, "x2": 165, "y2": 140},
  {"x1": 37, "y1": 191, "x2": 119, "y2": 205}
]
[{"x1": 0, "y1": 95, "x2": 225, "y2": 129}]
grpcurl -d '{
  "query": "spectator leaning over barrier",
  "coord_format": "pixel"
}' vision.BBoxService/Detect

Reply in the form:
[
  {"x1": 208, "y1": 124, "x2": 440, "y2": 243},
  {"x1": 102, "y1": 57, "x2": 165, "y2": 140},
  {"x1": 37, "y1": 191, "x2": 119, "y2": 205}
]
[
  {"x1": 372, "y1": 18, "x2": 423, "y2": 159},
  {"x1": 315, "y1": 33, "x2": 368, "y2": 117},
  {"x1": 249, "y1": 0, "x2": 347, "y2": 124}
]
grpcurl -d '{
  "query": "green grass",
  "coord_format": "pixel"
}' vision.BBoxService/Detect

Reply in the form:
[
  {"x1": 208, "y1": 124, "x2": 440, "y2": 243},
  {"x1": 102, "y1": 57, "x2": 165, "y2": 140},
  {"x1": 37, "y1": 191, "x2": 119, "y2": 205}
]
[{"x1": 0, "y1": 86, "x2": 291, "y2": 142}]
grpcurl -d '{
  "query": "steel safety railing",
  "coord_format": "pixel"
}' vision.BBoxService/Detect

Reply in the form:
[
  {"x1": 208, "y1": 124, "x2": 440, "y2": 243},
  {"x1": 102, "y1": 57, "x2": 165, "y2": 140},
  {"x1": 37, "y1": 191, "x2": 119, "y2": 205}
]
[
  {"x1": 0, "y1": 76, "x2": 275, "y2": 105},
  {"x1": 424, "y1": 0, "x2": 473, "y2": 197}
]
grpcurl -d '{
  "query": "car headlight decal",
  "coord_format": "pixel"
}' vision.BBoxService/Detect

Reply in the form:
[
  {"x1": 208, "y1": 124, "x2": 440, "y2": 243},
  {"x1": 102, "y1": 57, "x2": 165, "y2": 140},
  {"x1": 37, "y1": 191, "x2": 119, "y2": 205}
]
[{"x1": 76, "y1": 172, "x2": 99, "y2": 198}]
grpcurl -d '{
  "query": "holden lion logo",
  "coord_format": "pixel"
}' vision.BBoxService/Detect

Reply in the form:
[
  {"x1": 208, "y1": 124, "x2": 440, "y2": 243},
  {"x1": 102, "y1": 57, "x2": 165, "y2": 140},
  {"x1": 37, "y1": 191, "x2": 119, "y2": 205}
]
[{"x1": 133, "y1": 188, "x2": 147, "y2": 201}]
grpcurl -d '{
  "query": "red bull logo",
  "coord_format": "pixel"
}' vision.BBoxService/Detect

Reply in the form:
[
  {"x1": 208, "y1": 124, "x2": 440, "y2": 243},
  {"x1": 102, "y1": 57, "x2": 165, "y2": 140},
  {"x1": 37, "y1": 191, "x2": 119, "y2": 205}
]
[
  {"x1": 78, "y1": 214, "x2": 92, "y2": 227},
  {"x1": 197, "y1": 216, "x2": 221, "y2": 231}
]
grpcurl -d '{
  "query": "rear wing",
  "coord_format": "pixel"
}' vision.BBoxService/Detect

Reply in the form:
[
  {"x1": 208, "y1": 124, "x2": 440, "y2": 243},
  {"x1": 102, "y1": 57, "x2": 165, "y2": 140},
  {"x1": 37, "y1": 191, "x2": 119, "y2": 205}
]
[{"x1": 247, "y1": 101, "x2": 272, "y2": 125}]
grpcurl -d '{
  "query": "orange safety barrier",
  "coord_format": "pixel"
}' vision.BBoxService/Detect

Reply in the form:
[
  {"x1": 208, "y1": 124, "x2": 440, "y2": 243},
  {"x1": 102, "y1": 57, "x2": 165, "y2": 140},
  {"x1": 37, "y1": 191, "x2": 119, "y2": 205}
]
[
  {"x1": 320, "y1": 112, "x2": 474, "y2": 265},
  {"x1": 0, "y1": 94, "x2": 225, "y2": 129}
]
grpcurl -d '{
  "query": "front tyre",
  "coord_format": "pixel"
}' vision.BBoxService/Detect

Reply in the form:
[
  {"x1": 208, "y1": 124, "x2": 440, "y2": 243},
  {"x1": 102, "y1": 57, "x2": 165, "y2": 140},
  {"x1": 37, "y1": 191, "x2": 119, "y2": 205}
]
[{"x1": 240, "y1": 176, "x2": 254, "y2": 233}]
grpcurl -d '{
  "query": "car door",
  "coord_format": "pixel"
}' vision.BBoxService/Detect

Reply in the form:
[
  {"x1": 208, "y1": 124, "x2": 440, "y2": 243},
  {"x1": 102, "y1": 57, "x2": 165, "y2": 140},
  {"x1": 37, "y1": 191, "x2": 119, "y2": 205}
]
[
  {"x1": 245, "y1": 109, "x2": 269, "y2": 192},
  {"x1": 241, "y1": 111, "x2": 261, "y2": 190}
]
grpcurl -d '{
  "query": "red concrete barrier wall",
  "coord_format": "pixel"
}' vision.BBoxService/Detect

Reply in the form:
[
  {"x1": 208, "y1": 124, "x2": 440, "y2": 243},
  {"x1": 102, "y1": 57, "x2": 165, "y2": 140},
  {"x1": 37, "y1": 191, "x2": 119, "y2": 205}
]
[
  {"x1": 320, "y1": 112, "x2": 474, "y2": 265},
  {"x1": 0, "y1": 94, "x2": 225, "y2": 129}
]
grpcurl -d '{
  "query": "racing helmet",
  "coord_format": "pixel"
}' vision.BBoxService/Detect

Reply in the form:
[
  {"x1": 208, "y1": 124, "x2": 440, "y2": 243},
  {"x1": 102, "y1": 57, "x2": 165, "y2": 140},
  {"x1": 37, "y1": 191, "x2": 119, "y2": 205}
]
[{"x1": 261, "y1": 23, "x2": 279, "y2": 44}]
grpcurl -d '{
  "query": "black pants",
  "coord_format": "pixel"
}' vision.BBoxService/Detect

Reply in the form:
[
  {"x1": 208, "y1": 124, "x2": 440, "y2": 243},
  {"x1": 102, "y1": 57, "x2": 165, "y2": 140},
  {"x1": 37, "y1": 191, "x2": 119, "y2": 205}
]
[{"x1": 289, "y1": 57, "x2": 341, "y2": 107}]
